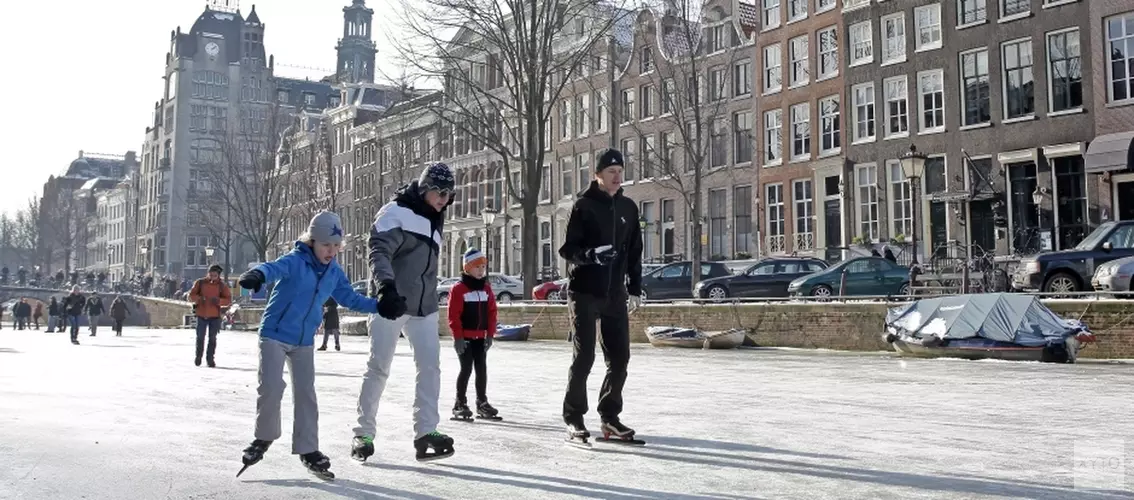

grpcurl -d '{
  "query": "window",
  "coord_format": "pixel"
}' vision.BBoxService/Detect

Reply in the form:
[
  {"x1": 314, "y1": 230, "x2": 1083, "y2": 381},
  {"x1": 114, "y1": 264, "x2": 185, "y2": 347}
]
[
  {"x1": 640, "y1": 47, "x2": 653, "y2": 74},
  {"x1": 707, "y1": 24, "x2": 727, "y2": 53},
  {"x1": 918, "y1": 70, "x2": 946, "y2": 132},
  {"x1": 856, "y1": 164, "x2": 879, "y2": 241},
  {"x1": 959, "y1": 50, "x2": 992, "y2": 127},
  {"x1": 277, "y1": 89, "x2": 289, "y2": 103},
  {"x1": 1001, "y1": 0, "x2": 1029, "y2": 18},
  {"x1": 884, "y1": 76, "x2": 909, "y2": 137},
  {"x1": 709, "y1": 67, "x2": 726, "y2": 101},
  {"x1": 789, "y1": 36, "x2": 809, "y2": 86},
  {"x1": 559, "y1": 100, "x2": 572, "y2": 140},
  {"x1": 709, "y1": 189, "x2": 727, "y2": 257},
  {"x1": 642, "y1": 135, "x2": 656, "y2": 178},
  {"x1": 1002, "y1": 39, "x2": 1034, "y2": 119},
  {"x1": 764, "y1": 0, "x2": 781, "y2": 28},
  {"x1": 622, "y1": 138, "x2": 637, "y2": 181},
  {"x1": 595, "y1": 90, "x2": 608, "y2": 132},
  {"x1": 711, "y1": 119, "x2": 728, "y2": 168},
  {"x1": 793, "y1": 179, "x2": 814, "y2": 251},
  {"x1": 734, "y1": 185, "x2": 752, "y2": 255},
  {"x1": 733, "y1": 112, "x2": 754, "y2": 164},
  {"x1": 765, "y1": 109, "x2": 783, "y2": 164},
  {"x1": 540, "y1": 221, "x2": 552, "y2": 268},
  {"x1": 560, "y1": 157, "x2": 574, "y2": 197},
  {"x1": 641, "y1": 201, "x2": 656, "y2": 259},
  {"x1": 620, "y1": 88, "x2": 635, "y2": 124},
  {"x1": 766, "y1": 184, "x2": 785, "y2": 253},
  {"x1": 818, "y1": 27, "x2": 838, "y2": 79},
  {"x1": 1054, "y1": 157, "x2": 1087, "y2": 249},
  {"x1": 852, "y1": 83, "x2": 876, "y2": 142},
  {"x1": 662, "y1": 79, "x2": 676, "y2": 114},
  {"x1": 575, "y1": 94, "x2": 590, "y2": 136},
  {"x1": 915, "y1": 4, "x2": 942, "y2": 51},
  {"x1": 819, "y1": 95, "x2": 840, "y2": 153},
  {"x1": 888, "y1": 161, "x2": 913, "y2": 238},
  {"x1": 958, "y1": 0, "x2": 986, "y2": 26},
  {"x1": 844, "y1": 0, "x2": 869, "y2": 9},
  {"x1": 539, "y1": 164, "x2": 551, "y2": 202},
  {"x1": 576, "y1": 154, "x2": 590, "y2": 196},
  {"x1": 1048, "y1": 29, "x2": 1082, "y2": 112},
  {"x1": 1107, "y1": 13, "x2": 1134, "y2": 103},
  {"x1": 734, "y1": 59, "x2": 752, "y2": 97},
  {"x1": 789, "y1": 0, "x2": 806, "y2": 20},
  {"x1": 882, "y1": 13, "x2": 906, "y2": 63},
  {"x1": 763, "y1": 44, "x2": 782, "y2": 92},
  {"x1": 640, "y1": 84, "x2": 655, "y2": 119},
  {"x1": 790, "y1": 103, "x2": 811, "y2": 160},
  {"x1": 817, "y1": 0, "x2": 836, "y2": 12},
  {"x1": 849, "y1": 21, "x2": 873, "y2": 66}
]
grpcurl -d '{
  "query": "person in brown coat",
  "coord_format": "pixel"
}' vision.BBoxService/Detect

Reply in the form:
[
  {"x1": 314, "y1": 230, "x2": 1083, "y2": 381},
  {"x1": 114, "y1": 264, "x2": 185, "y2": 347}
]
[
  {"x1": 32, "y1": 301, "x2": 44, "y2": 330},
  {"x1": 110, "y1": 296, "x2": 130, "y2": 336},
  {"x1": 189, "y1": 264, "x2": 232, "y2": 367}
]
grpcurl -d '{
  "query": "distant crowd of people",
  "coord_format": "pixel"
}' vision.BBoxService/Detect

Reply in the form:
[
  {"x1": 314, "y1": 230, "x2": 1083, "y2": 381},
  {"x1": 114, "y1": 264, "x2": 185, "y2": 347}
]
[{"x1": 0, "y1": 288, "x2": 131, "y2": 343}]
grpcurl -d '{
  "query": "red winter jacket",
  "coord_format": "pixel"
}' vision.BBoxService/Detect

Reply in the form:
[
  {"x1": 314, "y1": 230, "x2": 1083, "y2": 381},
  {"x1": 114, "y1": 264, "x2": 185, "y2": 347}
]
[{"x1": 447, "y1": 275, "x2": 497, "y2": 340}]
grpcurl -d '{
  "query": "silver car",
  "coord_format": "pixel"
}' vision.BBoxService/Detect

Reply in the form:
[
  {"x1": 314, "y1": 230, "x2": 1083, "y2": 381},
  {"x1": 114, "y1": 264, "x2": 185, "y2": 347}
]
[
  {"x1": 438, "y1": 274, "x2": 523, "y2": 304},
  {"x1": 1091, "y1": 256, "x2": 1134, "y2": 294}
]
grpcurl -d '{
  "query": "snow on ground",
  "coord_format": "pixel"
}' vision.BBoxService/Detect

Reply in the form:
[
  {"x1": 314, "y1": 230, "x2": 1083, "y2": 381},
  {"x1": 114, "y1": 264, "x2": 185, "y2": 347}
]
[{"x1": 1, "y1": 328, "x2": 1133, "y2": 500}]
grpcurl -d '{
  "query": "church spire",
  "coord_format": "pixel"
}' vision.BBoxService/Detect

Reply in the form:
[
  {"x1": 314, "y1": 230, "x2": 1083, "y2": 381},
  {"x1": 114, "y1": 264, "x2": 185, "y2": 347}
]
[{"x1": 335, "y1": 0, "x2": 377, "y2": 83}]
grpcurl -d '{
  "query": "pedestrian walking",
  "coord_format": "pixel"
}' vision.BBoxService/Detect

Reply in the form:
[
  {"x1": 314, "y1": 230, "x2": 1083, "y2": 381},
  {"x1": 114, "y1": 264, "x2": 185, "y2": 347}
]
[
  {"x1": 46, "y1": 297, "x2": 59, "y2": 332},
  {"x1": 110, "y1": 295, "x2": 129, "y2": 336},
  {"x1": 85, "y1": 293, "x2": 105, "y2": 336},
  {"x1": 317, "y1": 298, "x2": 340, "y2": 352},
  {"x1": 32, "y1": 301, "x2": 43, "y2": 330},
  {"x1": 62, "y1": 287, "x2": 86, "y2": 344},
  {"x1": 189, "y1": 264, "x2": 232, "y2": 367}
]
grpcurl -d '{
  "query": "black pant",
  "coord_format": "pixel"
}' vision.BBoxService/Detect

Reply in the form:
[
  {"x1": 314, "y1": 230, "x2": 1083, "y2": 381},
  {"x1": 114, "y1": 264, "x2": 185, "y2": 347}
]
[
  {"x1": 113, "y1": 318, "x2": 124, "y2": 335},
  {"x1": 563, "y1": 291, "x2": 631, "y2": 424},
  {"x1": 456, "y1": 338, "x2": 488, "y2": 402},
  {"x1": 195, "y1": 317, "x2": 221, "y2": 362}
]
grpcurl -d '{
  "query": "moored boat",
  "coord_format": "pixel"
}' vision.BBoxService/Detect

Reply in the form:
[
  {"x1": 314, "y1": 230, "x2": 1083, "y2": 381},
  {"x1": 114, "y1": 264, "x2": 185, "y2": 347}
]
[
  {"x1": 645, "y1": 326, "x2": 746, "y2": 349},
  {"x1": 495, "y1": 324, "x2": 531, "y2": 341}
]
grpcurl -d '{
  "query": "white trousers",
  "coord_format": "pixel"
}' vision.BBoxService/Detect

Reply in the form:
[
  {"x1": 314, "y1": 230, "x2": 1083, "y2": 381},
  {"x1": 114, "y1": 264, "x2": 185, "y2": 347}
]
[{"x1": 353, "y1": 313, "x2": 440, "y2": 440}]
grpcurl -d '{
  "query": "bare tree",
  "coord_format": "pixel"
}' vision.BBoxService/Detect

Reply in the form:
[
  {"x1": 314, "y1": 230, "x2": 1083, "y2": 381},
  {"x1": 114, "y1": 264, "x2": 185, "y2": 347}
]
[
  {"x1": 391, "y1": 0, "x2": 633, "y2": 297},
  {"x1": 618, "y1": 0, "x2": 754, "y2": 285},
  {"x1": 39, "y1": 192, "x2": 81, "y2": 275}
]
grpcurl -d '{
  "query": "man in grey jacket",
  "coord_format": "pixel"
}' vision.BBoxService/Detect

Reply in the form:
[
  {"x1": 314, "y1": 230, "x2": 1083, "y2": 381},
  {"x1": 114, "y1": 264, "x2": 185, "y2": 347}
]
[{"x1": 352, "y1": 163, "x2": 457, "y2": 463}]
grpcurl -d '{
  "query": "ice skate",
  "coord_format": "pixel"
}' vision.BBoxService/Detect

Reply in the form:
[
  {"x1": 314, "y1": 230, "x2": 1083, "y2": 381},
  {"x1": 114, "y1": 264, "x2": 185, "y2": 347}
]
[
  {"x1": 350, "y1": 435, "x2": 374, "y2": 462},
  {"x1": 236, "y1": 439, "x2": 272, "y2": 477},
  {"x1": 299, "y1": 451, "x2": 334, "y2": 480},
  {"x1": 597, "y1": 420, "x2": 646, "y2": 446},
  {"x1": 564, "y1": 417, "x2": 592, "y2": 449},
  {"x1": 450, "y1": 400, "x2": 473, "y2": 422},
  {"x1": 414, "y1": 431, "x2": 455, "y2": 462},
  {"x1": 475, "y1": 400, "x2": 502, "y2": 421}
]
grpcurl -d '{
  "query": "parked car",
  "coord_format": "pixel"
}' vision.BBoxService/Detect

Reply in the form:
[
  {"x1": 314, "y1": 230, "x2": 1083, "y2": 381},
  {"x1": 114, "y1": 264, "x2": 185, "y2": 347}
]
[
  {"x1": 639, "y1": 261, "x2": 733, "y2": 300},
  {"x1": 1091, "y1": 255, "x2": 1134, "y2": 296},
  {"x1": 788, "y1": 256, "x2": 910, "y2": 298},
  {"x1": 438, "y1": 274, "x2": 522, "y2": 304},
  {"x1": 1013, "y1": 221, "x2": 1134, "y2": 293},
  {"x1": 351, "y1": 279, "x2": 368, "y2": 295},
  {"x1": 533, "y1": 278, "x2": 568, "y2": 301},
  {"x1": 694, "y1": 257, "x2": 828, "y2": 300}
]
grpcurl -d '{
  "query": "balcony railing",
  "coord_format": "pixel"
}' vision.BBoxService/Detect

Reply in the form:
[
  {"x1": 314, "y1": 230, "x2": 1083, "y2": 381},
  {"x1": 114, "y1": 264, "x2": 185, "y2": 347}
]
[
  {"x1": 766, "y1": 234, "x2": 786, "y2": 254},
  {"x1": 795, "y1": 232, "x2": 815, "y2": 252}
]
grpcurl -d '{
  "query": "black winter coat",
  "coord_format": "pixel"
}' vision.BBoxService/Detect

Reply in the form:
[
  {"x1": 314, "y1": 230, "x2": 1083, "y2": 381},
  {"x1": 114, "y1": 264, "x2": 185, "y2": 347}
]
[
  {"x1": 322, "y1": 298, "x2": 340, "y2": 330},
  {"x1": 558, "y1": 181, "x2": 643, "y2": 298},
  {"x1": 63, "y1": 294, "x2": 85, "y2": 316},
  {"x1": 48, "y1": 300, "x2": 59, "y2": 316},
  {"x1": 85, "y1": 297, "x2": 105, "y2": 316}
]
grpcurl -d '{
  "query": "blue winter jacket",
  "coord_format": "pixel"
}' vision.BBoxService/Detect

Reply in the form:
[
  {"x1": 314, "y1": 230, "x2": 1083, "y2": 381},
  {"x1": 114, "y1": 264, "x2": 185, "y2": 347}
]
[{"x1": 255, "y1": 242, "x2": 378, "y2": 346}]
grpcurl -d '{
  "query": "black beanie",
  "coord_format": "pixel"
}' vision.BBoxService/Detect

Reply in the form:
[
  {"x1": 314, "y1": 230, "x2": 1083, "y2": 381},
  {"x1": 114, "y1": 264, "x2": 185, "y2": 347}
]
[{"x1": 596, "y1": 148, "x2": 624, "y2": 172}]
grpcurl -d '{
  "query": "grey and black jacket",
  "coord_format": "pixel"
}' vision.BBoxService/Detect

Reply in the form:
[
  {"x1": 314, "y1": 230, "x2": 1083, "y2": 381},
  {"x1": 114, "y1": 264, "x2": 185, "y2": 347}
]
[{"x1": 368, "y1": 181, "x2": 446, "y2": 317}]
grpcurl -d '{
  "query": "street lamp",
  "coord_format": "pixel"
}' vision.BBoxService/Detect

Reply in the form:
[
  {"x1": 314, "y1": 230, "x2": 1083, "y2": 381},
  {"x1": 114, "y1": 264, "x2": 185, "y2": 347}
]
[
  {"x1": 899, "y1": 144, "x2": 928, "y2": 294},
  {"x1": 482, "y1": 207, "x2": 497, "y2": 270},
  {"x1": 205, "y1": 245, "x2": 215, "y2": 264},
  {"x1": 1032, "y1": 187, "x2": 1044, "y2": 250}
]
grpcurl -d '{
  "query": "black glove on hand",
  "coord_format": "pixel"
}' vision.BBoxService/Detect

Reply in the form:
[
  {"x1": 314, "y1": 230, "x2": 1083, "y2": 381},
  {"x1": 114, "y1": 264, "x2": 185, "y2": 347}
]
[
  {"x1": 238, "y1": 269, "x2": 265, "y2": 293},
  {"x1": 586, "y1": 245, "x2": 618, "y2": 265},
  {"x1": 376, "y1": 280, "x2": 407, "y2": 320},
  {"x1": 454, "y1": 339, "x2": 468, "y2": 355}
]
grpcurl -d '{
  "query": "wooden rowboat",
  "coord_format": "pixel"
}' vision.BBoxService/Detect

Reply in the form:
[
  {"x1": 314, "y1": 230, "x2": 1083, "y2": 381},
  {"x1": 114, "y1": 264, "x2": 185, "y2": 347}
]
[{"x1": 645, "y1": 326, "x2": 746, "y2": 349}]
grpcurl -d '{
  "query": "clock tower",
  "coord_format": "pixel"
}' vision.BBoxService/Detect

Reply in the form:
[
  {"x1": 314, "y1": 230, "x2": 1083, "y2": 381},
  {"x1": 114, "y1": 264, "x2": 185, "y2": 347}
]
[{"x1": 335, "y1": 0, "x2": 377, "y2": 84}]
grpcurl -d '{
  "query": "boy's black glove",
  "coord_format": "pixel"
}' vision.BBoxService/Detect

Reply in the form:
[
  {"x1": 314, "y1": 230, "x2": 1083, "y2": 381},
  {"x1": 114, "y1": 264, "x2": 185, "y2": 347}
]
[
  {"x1": 376, "y1": 280, "x2": 407, "y2": 320},
  {"x1": 238, "y1": 269, "x2": 265, "y2": 293}
]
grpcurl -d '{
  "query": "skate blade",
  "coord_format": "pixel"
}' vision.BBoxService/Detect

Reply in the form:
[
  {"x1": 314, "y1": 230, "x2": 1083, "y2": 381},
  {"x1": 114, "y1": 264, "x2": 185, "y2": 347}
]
[
  {"x1": 475, "y1": 415, "x2": 503, "y2": 421},
  {"x1": 565, "y1": 438, "x2": 593, "y2": 449},
  {"x1": 350, "y1": 453, "x2": 370, "y2": 463},
  {"x1": 449, "y1": 416, "x2": 474, "y2": 422},
  {"x1": 595, "y1": 437, "x2": 646, "y2": 446},
  {"x1": 309, "y1": 470, "x2": 335, "y2": 481},
  {"x1": 415, "y1": 450, "x2": 455, "y2": 462}
]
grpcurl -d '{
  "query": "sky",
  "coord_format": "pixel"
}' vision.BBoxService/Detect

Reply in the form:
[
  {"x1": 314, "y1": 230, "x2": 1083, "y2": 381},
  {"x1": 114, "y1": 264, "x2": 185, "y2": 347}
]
[{"x1": 0, "y1": 0, "x2": 406, "y2": 218}]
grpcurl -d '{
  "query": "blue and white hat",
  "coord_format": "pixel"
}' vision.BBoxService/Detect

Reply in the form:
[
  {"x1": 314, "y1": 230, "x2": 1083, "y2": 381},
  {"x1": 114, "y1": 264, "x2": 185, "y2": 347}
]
[{"x1": 463, "y1": 248, "x2": 487, "y2": 273}]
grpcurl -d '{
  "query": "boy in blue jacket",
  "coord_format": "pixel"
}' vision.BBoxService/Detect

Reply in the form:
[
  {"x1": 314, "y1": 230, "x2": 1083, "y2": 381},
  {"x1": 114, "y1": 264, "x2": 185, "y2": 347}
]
[{"x1": 235, "y1": 211, "x2": 378, "y2": 480}]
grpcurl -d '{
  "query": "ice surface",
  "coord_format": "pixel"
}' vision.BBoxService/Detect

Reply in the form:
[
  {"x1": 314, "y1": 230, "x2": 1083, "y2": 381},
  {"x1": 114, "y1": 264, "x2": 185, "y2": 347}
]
[{"x1": 1, "y1": 329, "x2": 1133, "y2": 499}]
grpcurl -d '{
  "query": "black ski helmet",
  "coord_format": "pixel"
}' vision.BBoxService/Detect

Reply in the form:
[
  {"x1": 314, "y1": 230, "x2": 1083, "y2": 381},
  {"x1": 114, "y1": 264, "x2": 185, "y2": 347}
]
[{"x1": 418, "y1": 162, "x2": 455, "y2": 195}]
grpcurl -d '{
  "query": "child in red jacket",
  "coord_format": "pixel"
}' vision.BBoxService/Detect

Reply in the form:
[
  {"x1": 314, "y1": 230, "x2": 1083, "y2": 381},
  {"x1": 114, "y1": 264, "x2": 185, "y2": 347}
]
[{"x1": 448, "y1": 248, "x2": 501, "y2": 421}]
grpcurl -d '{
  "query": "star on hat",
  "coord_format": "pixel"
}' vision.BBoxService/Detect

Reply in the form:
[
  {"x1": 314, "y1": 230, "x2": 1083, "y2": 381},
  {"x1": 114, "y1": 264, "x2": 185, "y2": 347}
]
[{"x1": 331, "y1": 225, "x2": 343, "y2": 237}]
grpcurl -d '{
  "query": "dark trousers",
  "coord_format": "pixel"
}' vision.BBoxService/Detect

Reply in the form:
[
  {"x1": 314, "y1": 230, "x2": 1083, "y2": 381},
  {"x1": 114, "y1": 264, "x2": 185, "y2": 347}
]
[
  {"x1": 113, "y1": 318, "x2": 124, "y2": 335},
  {"x1": 563, "y1": 291, "x2": 631, "y2": 424},
  {"x1": 320, "y1": 328, "x2": 340, "y2": 348},
  {"x1": 68, "y1": 315, "x2": 81, "y2": 340},
  {"x1": 195, "y1": 317, "x2": 222, "y2": 362},
  {"x1": 456, "y1": 338, "x2": 488, "y2": 402},
  {"x1": 16, "y1": 317, "x2": 26, "y2": 330}
]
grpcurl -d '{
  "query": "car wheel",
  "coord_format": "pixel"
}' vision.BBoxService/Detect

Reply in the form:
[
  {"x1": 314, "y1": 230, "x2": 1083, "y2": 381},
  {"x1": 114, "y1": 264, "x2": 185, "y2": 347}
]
[
  {"x1": 706, "y1": 285, "x2": 728, "y2": 301},
  {"x1": 1043, "y1": 272, "x2": 1080, "y2": 296},
  {"x1": 497, "y1": 292, "x2": 513, "y2": 304},
  {"x1": 898, "y1": 282, "x2": 911, "y2": 297},
  {"x1": 547, "y1": 290, "x2": 562, "y2": 301},
  {"x1": 811, "y1": 285, "x2": 833, "y2": 299},
  {"x1": 640, "y1": 290, "x2": 649, "y2": 302},
  {"x1": 438, "y1": 292, "x2": 449, "y2": 305}
]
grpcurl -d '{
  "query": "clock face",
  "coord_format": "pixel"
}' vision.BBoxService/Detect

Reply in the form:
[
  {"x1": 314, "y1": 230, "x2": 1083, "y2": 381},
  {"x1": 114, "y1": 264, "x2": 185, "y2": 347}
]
[{"x1": 205, "y1": 42, "x2": 220, "y2": 56}]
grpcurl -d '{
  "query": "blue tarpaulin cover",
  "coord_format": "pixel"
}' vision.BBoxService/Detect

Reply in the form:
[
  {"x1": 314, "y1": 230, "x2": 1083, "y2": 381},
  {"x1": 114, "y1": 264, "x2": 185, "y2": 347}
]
[{"x1": 884, "y1": 293, "x2": 1089, "y2": 347}]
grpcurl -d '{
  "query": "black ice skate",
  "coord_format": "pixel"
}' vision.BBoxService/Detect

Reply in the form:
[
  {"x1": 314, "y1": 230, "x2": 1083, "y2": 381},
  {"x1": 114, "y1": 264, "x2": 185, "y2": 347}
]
[
  {"x1": 564, "y1": 417, "x2": 592, "y2": 449},
  {"x1": 597, "y1": 420, "x2": 646, "y2": 446},
  {"x1": 475, "y1": 400, "x2": 502, "y2": 421},
  {"x1": 350, "y1": 435, "x2": 374, "y2": 462},
  {"x1": 414, "y1": 431, "x2": 455, "y2": 462},
  {"x1": 236, "y1": 439, "x2": 272, "y2": 477},
  {"x1": 299, "y1": 451, "x2": 335, "y2": 480},
  {"x1": 450, "y1": 400, "x2": 473, "y2": 422}
]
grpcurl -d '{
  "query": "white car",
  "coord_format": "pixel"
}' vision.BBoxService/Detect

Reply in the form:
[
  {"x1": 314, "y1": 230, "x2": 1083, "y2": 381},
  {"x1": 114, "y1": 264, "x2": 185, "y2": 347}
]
[{"x1": 438, "y1": 274, "x2": 522, "y2": 304}]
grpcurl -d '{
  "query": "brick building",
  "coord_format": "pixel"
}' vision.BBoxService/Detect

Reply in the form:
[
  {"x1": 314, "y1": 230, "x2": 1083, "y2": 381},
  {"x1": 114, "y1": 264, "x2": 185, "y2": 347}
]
[{"x1": 1084, "y1": 2, "x2": 1134, "y2": 217}]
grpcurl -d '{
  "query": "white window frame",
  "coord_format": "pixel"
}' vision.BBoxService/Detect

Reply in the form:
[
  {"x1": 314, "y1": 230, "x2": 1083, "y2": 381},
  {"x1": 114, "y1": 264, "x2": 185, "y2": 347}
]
[
  {"x1": 914, "y1": 3, "x2": 942, "y2": 52},
  {"x1": 844, "y1": 0, "x2": 869, "y2": 11},
  {"x1": 765, "y1": 183, "x2": 786, "y2": 253},
  {"x1": 887, "y1": 160, "x2": 913, "y2": 239},
  {"x1": 793, "y1": 179, "x2": 815, "y2": 251},
  {"x1": 1001, "y1": 37, "x2": 1035, "y2": 120},
  {"x1": 852, "y1": 82, "x2": 876, "y2": 143},
  {"x1": 620, "y1": 88, "x2": 635, "y2": 125},
  {"x1": 856, "y1": 163, "x2": 880, "y2": 242},
  {"x1": 881, "y1": 13, "x2": 907, "y2": 65},
  {"x1": 763, "y1": 44, "x2": 783, "y2": 93},
  {"x1": 884, "y1": 76, "x2": 909, "y2": 138},
  {"x1": 763, "y1": 0, "x2": 781, "y2": 29},
  {"x1": 960, "y1": 47, "x2": 991, "y2": 126},
  {"x1": 789, "y1": 35, "x2": 809, "y2": 87},
  {"x1": 734, "y1": 59, "x2": 752, "y2": 97},
  {"x1": 1000, "y1": 0, "x2": 1030, "y2": 21},
  {"x1": 849, "y1": 21, "x2": 873, "y2": 67},
  {"x1": 918, "y1": 69, "x2": 946, "y2": 134},
  {"x1": 958, "y1": 0, "x2": 987, "y2": 27},
  {"x1": 595, "y1": 90, "x2": 608, "y2": 133},
  {"x1": 789, "y1": 103, "x2": 811, "y2": 161},
  {"x1": 819, "y1": 95, "x2": 840, "y2": 155},
  {"x1": 1046, "y1": 28, "x2": 1083, "y2": 113},
  {"x1": 1106, "y1": 12, "x2": 1134, "y2": 104},
  {"x1": 816, "y1": 0, "x2": 836, "y2": 14},
  {"x1": 817, "y1": 26, "x2": 838, "y2": 80},
  {"x1": 788, "y1": 0, "x2": 807, "y2": 22},
  {"x1": 764, "y1": 109, "x2": 783, "y2": 166}
]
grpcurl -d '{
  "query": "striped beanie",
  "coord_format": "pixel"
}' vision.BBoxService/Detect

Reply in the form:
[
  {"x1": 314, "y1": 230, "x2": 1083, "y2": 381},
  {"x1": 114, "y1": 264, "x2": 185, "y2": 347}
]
[{"x1": 463, "y1": 248, "x2": 487, "y2": 273}]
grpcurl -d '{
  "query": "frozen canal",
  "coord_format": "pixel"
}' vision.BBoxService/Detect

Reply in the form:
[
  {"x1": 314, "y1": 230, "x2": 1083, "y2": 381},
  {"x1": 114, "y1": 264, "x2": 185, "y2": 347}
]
[{"x1": 1, "y1": 328, "x2": 1132, "y2": 499}]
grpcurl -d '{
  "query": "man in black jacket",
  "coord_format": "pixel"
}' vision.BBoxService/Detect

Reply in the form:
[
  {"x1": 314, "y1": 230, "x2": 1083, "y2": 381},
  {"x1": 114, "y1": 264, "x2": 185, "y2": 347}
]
[
  {"x1": 62, "y1": 287, "x2": 86, "y2": 345},
  {"x1": 558, "y1": 148, "x2": 644, "y2": 444}
]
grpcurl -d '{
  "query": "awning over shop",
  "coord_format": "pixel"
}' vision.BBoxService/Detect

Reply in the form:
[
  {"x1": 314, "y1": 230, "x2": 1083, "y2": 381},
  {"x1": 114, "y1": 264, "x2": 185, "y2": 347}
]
[{"x1": 1084, "y1": 131, "x2": 1134, "y2": 174}]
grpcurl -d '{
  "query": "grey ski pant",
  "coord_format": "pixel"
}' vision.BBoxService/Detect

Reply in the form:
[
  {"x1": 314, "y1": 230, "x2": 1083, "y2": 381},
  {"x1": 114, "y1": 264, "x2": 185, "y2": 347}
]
[
  {"x1": 254, "y1": 338, "x2": 319, "y2": 455},
  {"x1": 354, "y1": 312, "x2": 440, "y2": 440}
]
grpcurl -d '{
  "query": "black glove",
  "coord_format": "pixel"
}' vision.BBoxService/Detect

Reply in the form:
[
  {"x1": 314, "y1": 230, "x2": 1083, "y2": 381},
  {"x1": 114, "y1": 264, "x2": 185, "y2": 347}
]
[
  {"x1": 238, "y1": 269, "x2": 265, "y2": 293},
  {"x1": 376, "y1": 280, "x2": 407, "y2": 320},
  {"x1": 585, "y1": 245, "x2": 618, "y2": 265}
]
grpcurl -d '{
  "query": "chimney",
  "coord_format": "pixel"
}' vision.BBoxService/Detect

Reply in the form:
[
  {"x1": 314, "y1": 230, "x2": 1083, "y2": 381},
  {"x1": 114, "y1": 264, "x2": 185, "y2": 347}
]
[{"x1": 79, "y1": 150, "x2": 84, "y2": 158}]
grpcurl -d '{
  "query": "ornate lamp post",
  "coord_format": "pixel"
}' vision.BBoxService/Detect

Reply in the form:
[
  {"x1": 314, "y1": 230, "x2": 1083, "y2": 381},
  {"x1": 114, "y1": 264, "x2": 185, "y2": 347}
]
[
  {"x1": 1032, "y1": 187, "x2": 1045, "y2": 251},
  {"x1": 482, "y1": 207, "x2": 497, "y2": 271},
  {"x1": 205, "y1": 246, "x2": 215, "y2": 265},
  {"x1": 899, "y1": 144, "x2": 927, "y2": 293}
]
